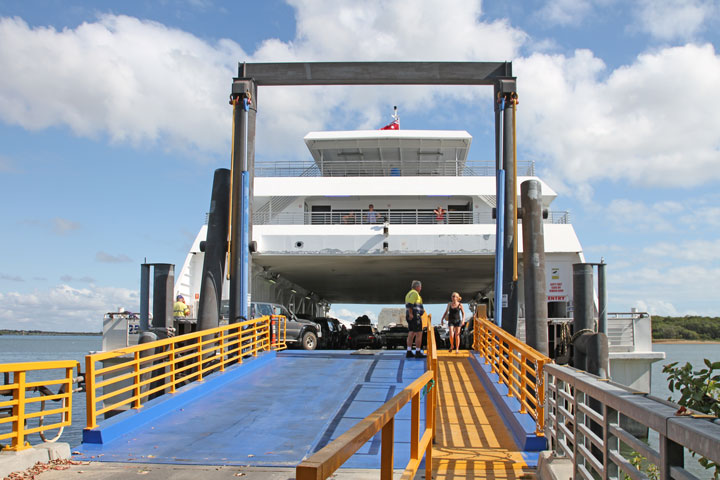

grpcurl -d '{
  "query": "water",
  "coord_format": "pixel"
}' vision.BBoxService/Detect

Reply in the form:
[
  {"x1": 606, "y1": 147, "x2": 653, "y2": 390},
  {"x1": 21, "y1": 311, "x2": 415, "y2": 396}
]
[
  {"x1": 0, "y1": 335, "x2": 101, "y2": 448},
  {"x1": 649, "y1": 342, "x2": 720, "y2": 478}
]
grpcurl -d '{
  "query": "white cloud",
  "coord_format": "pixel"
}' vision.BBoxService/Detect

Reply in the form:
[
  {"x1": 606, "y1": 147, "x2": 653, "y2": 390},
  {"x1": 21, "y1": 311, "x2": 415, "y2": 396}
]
[
  {"x1": 329, "y1": 306, "x2": 378, "y2": 324},
  {"x1": 0, "y1": 284, "x2": 137, "y2": 332},
  {"x1": 538, "y1": 0, "x2": 594, "y2": 26},
  {"x1": 635, "y1": 0, "x2": 716, "y2": 41},
  {"x1": 517, "y1": 44, "x2": 720, "y2": 192},
  {"x1": 53, "y1": 217, "x2": 81, "y2": 235},
  {"x1": 605, "y1": 199, "x2": 678, "y2": 232},
  {"x1": 0, "y1": 3, "x2": 529, "y2": 161},
  {"x1": 643, "y1": 239, "x2": 720, "y2": 262},
  {"x1": 96, "y1": 251, "x2": 133, "y2": 263},
  {"x1": 633, "y1": 299, "x2": 680, "y2": 316},
  {"x1": 0, "y1": 15, "x2": 244, "y2": 158}
]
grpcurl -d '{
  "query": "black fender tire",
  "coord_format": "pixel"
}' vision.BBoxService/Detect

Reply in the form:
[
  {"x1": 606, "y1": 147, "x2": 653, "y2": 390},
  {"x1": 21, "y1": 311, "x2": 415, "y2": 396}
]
[{"x1": 302, "y1": 331, "x2": 318, "y2": 350}]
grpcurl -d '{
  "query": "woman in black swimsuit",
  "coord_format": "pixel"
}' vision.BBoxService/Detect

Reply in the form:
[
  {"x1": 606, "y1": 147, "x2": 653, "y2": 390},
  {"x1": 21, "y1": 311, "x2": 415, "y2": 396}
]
[{"x1": 441, "y1": 292, "x2": 465, "y2": 353}]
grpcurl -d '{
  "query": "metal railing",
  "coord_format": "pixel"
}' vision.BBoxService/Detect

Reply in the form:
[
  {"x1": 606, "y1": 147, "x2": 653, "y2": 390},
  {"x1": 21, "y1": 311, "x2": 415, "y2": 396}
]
[
  {"x1": 253, "y1": 209, "x2": 572, "y2": 226},
  {"x1": 0, "y1": 360, "x2": 79, "y2": 450},
  {"x1": 473, "y1": 307, "x2": 552, "y2": 434},
  {"x1": 255, "y1": 160, "x2": 536, "y2": 177},
  {"x1": 545, "y1": 363, "x2": 720, "y2": 479},
  {"x1": 85, "y1": 315, "x2": 286, "y2": 429},
  {"x1": 296, "y1": 317, "x2": 437, "y2": 480}
]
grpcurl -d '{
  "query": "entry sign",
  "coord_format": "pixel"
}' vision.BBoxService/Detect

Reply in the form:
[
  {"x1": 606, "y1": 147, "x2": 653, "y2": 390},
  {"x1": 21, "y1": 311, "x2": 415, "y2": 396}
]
[{"x1": 547, "y1": 265, "x2": 570, "y2": 302}]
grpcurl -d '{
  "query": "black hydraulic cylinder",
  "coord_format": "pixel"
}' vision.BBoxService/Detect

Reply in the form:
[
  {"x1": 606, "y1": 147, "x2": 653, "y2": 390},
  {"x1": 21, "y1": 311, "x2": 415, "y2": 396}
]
[
  {"x1": 197, "y1": 168, "x2": 231, "y2": 331},
  {"x1": 598, "y1": 261, "x2": 607, "y2": 335},
  {"x1": 521, "y1": 180, "x2": 548, "y2": 356},
  {"x1": 501, "y1": 96, "x2": 518, "y2": 335},
  {"x1": 152, "y1": 264, "x2": 174, "y2": 330},
  {"x1": 572, "y1": 263, "x2": 594, "y2": 369},
  {"x1": 139, "y1": 264, "x2": 150, "y2": 331}
]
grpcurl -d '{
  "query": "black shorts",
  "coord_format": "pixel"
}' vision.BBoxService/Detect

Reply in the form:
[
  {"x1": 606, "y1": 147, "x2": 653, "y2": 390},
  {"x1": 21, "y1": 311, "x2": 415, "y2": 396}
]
[
  {"x1": 407, "y1": 317, "x2": 422, "y2": 332},
  {"x1": 448, "y1": 318, "x2": 462, "y2": 328}
]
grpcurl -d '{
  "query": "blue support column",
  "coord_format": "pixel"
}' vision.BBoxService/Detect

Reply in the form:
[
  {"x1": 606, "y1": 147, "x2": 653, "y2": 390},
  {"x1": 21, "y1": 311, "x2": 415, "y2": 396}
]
[{"x1": 494, "y1": 169, "x2": 505, "y2": 326}]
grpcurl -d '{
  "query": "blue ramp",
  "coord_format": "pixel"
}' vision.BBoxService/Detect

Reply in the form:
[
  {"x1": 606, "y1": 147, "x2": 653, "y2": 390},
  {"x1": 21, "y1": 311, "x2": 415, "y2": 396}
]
[{"x1": 75, "y1": 350, "x2": 427, "y2": 469}]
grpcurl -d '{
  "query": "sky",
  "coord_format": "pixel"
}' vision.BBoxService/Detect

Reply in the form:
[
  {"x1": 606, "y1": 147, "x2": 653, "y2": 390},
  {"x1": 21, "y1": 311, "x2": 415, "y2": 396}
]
[{"x1": 1, "y1": 0, "x2": 719, "y2": 332}]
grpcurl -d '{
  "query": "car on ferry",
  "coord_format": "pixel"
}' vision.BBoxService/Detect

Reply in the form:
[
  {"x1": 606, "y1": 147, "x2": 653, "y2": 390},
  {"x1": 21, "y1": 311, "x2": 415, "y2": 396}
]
[{"x1": 220, "y1": 300, "x2": 322, "y2": 350}]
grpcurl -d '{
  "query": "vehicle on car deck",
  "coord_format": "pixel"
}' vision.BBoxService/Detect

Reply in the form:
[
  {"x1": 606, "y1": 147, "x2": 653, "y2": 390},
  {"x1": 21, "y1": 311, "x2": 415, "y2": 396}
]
[
  {"x1": 348, "y1": 324, "x2": 381, "y2": 349},
  {"x1": 380, "y1": 324, "x2": 409, "y2": 349}
]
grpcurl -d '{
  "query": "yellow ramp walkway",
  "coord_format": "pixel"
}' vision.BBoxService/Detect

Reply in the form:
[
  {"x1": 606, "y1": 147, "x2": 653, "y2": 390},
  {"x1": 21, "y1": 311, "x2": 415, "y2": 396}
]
[{"x1": 429, "y1": 351, "x2": 535, "y2": 479}]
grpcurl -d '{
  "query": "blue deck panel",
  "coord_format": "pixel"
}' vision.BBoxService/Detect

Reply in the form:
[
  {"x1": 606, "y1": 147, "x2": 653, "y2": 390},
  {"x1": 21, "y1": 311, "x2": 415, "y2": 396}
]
[{"x1": 75, "y1": 350, "x2": 427, "y2": 469}]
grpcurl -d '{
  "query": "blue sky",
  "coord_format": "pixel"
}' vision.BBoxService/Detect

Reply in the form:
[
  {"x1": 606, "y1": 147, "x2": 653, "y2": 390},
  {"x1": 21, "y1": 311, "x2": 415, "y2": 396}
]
[{"x1": 1, "y1": 0, "x2": 719, "y2": 331}]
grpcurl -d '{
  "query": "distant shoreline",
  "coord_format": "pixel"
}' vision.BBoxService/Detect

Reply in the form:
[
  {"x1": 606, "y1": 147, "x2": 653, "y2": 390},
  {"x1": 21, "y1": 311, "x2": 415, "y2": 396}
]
[
  {"x1": 0, "y1": 330, "x2": 101, "y2": 336},
  {"x1": 653, "y1": 339, "x2": 720, "y2": 344}
]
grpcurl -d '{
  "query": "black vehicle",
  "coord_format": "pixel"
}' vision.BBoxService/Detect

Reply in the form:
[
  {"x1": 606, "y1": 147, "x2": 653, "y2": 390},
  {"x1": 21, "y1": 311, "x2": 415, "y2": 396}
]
[
  {"x1": 348, "y1": 324, "x2": 381, "y2": 349},
  {"x1": 330, "y1": 318, "x2": 348, "y2": 349},
  {"x1": 308, "y1": 317, "x2": 341, "y2": 349},
  {"x1": 380, "y1": 324, "x2": 409, "y2": 349},
  {"x1": 458, "y1": 317, "x2": 475, "y2": 350},
  {"x1": 219, "y1": 300, "x2": 321, "y2": 350}
]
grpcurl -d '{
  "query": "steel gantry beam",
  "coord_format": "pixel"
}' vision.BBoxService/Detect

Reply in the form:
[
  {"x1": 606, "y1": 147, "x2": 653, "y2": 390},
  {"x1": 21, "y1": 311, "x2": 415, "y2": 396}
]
[{"x1": 227, "y1": 61, "x2": 519, "y2": 330}]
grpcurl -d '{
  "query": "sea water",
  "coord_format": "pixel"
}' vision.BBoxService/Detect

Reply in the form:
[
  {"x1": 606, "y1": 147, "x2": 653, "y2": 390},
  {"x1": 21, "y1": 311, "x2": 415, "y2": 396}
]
[{"x1": 0, "y1": 335, "x2": 101, "y2": 448}]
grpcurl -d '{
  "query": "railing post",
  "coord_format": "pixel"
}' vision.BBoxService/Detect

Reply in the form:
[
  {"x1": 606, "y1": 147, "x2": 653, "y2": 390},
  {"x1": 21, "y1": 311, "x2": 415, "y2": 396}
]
[
  {"x1": 85, "y1": 355, "x2": 96, "y2": 429},
  {"x1": 197, "y1": 336, "x2": 204, "y2": 381},
  {"x1": 253, "y1": 320, "x2": 258, "y2": 357},
  {"x1": 65, "y1": 365, "x2": 74, "y2": 424},
  {"x1": 169, "y1": 342, "x2": 177, "y2": 392},
  {"x1": 537, "y1": 360, "x2": 546, "y2": 434},
  {"x1": 11, "y1": 370, "x2": 26, "y2": 450},
  {"x1": 519, "y1": 352, "x2": 527, "y2": 412},
  {"x1": 381, "y1": 418, "x2": 394, "y2": 480},
  {"x1": 411, "y1": 393, "x2": 420, "y2": 460},
  {"x1": 133, "y1": 351, "x2": 141, "y2": 409},
  {"x1": 218, "y1": 328, "x2": 225, "y2": 371}
]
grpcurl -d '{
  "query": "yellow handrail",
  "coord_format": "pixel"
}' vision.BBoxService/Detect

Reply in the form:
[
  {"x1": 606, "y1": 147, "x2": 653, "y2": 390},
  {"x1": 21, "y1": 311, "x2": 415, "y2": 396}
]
[
  {"x1": 0, "y1": 360, "x2": 79, "y2": 451},
  {"x1": 472, "y1": 306, "x2": 550, "y2": 434},
  {"x1": 84, "y1": 315, "x2": 286, "y2": 429},
  {"x1": 297, "y1": 322, "x2": 437, "y2": 480}
]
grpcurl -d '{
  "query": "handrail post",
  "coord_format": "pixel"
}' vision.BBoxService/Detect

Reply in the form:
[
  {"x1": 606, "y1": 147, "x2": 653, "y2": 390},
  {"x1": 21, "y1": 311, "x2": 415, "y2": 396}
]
[
  {"x1": 197, "y1": 335, "x2": 204, "y2": 381},
  {"x1": 133, "y1": 351, "x2": 141, "y2": 409},
  {"x1": 65, "y1": 365, "x2": 74, "y2": 424},
  {"x1": 218, "y1": 328, "x2": 225, "y2": 371},
  {"x1": 411, "y1": 393, "x2": 419, "y2": 460},
  {"x1": 170, "y1": 342, "x2": 177, "y2": 392},
  {"x1": 11, "y1": 370, "x2": 26, "y2": 450},
  {"x1": 253, "y1": 319, "x2": 258, "y2": 357},
  {"x1": 519, "y1": 352, "x2": 528, "y2": 412},
  {"x1": 381, "y1": 418, "x2": 394, "y2": 480},
  {"x1": 85, "y1": 355, "x2": 96, "y2": 429}
]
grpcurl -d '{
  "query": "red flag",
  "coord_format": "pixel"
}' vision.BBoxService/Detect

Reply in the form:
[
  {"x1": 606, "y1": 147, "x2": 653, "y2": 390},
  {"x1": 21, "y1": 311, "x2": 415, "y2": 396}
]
[{"x1": 380, "y1": 120, "x2": 399, "y2": 130}]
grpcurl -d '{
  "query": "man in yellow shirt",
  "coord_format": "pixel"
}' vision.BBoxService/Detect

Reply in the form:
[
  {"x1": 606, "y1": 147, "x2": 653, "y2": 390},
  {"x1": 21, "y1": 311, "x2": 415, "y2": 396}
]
[
  {"x1": 173, "y1": 295, "x2": 190, "y2": 319},
  {"x1": 405, "y1": 280, "x2": 425, "y2": 358}
]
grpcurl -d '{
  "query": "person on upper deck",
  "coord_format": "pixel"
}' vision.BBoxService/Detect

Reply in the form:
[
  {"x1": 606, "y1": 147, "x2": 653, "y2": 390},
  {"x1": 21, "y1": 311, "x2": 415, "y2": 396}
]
[
  {"x1": 434, "y1": 206, "x2": 446, "y2": 224},
  {"x1": 405, "y1": 280, "x2": 425, "y2": 358},
  {"x1": 366, "y1": 204, "x2": 378, "y2": 224},
  {"x1": 441, "y1": 292, "x2": 466, "y2": 353}
]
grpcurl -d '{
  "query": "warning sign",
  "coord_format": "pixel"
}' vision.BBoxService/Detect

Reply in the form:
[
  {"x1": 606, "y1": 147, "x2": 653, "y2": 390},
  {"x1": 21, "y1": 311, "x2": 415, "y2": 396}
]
[{"x1": 546, "y1": 264, "x2": 569, "y2": 302}]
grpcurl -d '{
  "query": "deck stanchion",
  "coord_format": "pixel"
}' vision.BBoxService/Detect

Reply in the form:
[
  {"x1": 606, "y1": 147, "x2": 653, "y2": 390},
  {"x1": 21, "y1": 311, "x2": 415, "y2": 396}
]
[
  {"x1": 411, "y1": 393, "x2": 420, "y2": 460},
  {"x1": 85, "y1": 356, "x2": 97, "y2": 429},
  {"x1": 170, "y1": 342, "x2": 177, "y2": 392},
  {"x1": 133, "y1": 351, "x2": 141, "y2": 409},
  {"x1": 381, "y1": 418, "x2": 394, "y2": 480},
  {"x1": 11, "y1": 370, "x2": 26, "y2": 450}
]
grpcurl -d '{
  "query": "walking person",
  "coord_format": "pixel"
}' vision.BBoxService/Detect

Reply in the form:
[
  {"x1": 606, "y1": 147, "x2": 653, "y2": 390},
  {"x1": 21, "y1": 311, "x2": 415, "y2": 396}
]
[
  {"x1": 405, "y1": 280, "x2": 425, "y2": 358},
  {"x1": 441, "y1": 292, "x2": 465, "y2": 353}
]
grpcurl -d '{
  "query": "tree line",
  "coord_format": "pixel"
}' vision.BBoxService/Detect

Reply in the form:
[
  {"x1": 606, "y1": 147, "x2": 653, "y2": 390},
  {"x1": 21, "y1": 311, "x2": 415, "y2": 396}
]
[{"x1": 652, "y1": 316, "x2": 720, "y2": 340}]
